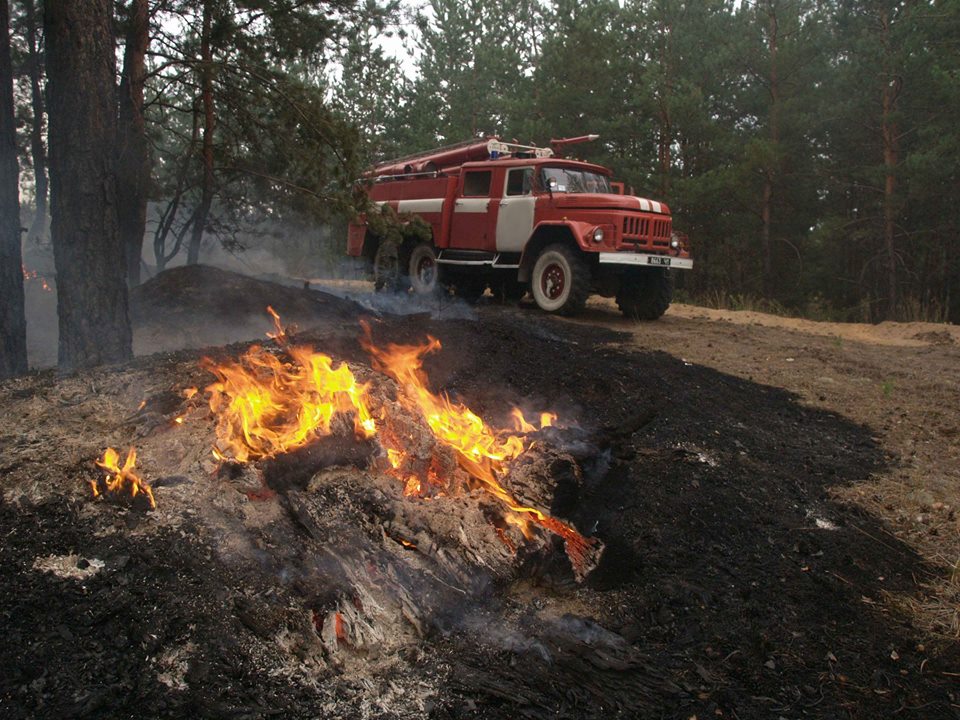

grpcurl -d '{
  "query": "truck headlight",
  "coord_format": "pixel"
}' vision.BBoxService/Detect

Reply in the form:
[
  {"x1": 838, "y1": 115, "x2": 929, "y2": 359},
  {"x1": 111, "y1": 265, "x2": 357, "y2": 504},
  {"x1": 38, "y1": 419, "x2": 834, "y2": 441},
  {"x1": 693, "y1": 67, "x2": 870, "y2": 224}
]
[
  {"x1": 670, "y1": 234, "x2": 681, "y2": 249},
  {"x1": 592, "y1": 227, "x2": 604, "y2": 243}
]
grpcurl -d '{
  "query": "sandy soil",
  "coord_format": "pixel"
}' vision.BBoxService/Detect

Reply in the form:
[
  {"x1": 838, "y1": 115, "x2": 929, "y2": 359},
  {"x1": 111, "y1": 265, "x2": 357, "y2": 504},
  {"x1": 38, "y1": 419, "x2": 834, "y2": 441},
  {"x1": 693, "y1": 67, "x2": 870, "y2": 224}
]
[{"x1": 569, "y1": 297, "x2": 960, "y2": 638}]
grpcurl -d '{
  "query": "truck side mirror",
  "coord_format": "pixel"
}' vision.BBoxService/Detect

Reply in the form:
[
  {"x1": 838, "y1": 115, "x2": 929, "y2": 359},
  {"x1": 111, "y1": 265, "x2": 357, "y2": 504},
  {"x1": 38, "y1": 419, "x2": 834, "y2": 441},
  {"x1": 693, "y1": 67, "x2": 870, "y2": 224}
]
[{"x1": 547, "y1": 177, "x2": 557, "y2": 194}]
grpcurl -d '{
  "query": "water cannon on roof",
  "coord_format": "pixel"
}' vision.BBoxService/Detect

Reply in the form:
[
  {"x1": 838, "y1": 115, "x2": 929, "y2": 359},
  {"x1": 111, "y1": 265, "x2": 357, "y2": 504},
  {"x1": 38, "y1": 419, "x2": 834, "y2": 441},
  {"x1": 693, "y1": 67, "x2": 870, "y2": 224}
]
[
  {"x1": 549, "y1": 134, "x2": 600, "y2": 158},
  {"x1": 371, "y1": 136, "x2": 572, "y2": 179}
]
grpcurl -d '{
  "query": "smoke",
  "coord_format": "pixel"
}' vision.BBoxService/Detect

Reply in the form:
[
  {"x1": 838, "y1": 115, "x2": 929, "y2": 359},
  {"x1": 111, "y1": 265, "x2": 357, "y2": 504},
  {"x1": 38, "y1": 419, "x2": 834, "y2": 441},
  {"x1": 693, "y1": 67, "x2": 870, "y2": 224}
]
[{"x1": 308, "y1": 283, "x2": 479, "y2": 321}]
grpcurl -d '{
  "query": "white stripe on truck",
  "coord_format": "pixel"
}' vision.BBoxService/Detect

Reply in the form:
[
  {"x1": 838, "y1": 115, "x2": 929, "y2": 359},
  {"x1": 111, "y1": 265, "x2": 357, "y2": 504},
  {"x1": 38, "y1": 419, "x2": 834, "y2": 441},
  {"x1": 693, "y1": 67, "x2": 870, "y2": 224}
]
[{"x1": 398, "y1": 198, "x2": 444, "y2": 214}]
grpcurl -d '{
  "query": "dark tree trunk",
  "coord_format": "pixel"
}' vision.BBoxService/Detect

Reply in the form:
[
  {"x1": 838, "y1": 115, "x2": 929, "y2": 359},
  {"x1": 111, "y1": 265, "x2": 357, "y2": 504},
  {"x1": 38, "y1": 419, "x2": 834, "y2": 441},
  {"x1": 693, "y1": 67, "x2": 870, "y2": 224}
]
[
  {"x1": 44, "y1": 0, "x2": 132, "y2": 371},
  {"x1": 0, "y1": 0, "x2": 27, "y2": 379},
  {"x1": 117, "y1": 0, "x2": 150, "y2": 286},
  {"x1": 879, "y1": 9, "x2": 900, "y2": 320},
  {"x1": 22, "y1": 0, "x2": 47, "y2": 246},
  {"x1": 655, "y1": 15, "x2": 672, "y2": 197},
  {"x1": 761, "y1": 1, "x2": 779, "y2": 296},
  {"x1": 187, "y1": 0, "x2": 214, "y2": 266}
]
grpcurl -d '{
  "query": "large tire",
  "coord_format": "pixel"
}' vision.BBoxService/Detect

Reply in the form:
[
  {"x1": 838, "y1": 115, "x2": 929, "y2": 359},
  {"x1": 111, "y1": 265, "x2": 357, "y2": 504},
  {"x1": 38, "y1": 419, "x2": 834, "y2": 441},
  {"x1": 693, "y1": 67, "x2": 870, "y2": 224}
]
[
  {"x1": 373, "y1": 241, "x2": 407, "y2": 292},
  {"x1": 616, "y1": 268, "x2": 673, "y2": 320},
  {"x1": 408, "y1": 243, "x2": 439, "y2": 294},
  {"x1": 530, "y1": 244, "x2": 590, "y2": 315}
]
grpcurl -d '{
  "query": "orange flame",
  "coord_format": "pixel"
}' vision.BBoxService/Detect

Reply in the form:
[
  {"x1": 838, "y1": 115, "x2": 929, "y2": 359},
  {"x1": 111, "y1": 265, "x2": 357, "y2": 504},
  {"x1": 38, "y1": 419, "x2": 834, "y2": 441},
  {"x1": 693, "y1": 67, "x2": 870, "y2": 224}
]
[
  {"x1": 200, "y1": 310, "x2": 593, "y2": 572},
  {"x1": 92, "y1": 447, "x2": 156, "y2": 509},
  {"x1": 510, "y1": 408, "x2": 558, "y2": 433},
  {"x1": 203, "y1": 346, "x2": 376, "y2": 462},
  {"x1": 361, "y1": 327, "x2": 594, "y2": 562},
  {"x1": 202, "y1": 311, "x2": 376, "y2": 462}
]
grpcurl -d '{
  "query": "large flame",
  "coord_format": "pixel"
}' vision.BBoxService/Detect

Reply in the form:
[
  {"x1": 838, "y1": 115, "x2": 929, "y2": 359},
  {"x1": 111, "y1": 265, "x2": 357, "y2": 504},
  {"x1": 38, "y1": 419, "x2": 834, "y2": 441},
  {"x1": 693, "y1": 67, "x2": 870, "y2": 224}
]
[
  {"x1": 203, "y1": 308, "x2": 376, "y2": 462},
  {"x1": 92, "y1": 447, "x2": 156, "y2": 509},
  {"x1": 203, "y1": 346, "x2": 376, "y2": 463},
  {"x1": 361, "y1": 326, "x2": 595, "y2": 564},
  {"x1": 201, "y1": 310, "x2": 595, "y2": 571}
]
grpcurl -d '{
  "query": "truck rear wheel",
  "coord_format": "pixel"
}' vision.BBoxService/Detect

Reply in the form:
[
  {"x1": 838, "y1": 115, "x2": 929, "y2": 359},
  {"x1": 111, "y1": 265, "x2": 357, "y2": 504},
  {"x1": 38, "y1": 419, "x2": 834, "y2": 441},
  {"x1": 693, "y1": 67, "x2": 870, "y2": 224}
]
[
  {"x1": 616, "y1": 268, "x2": 672, "y2": 320},
  {"x1": 373, "y1": 241, "x2": 408, "y2": 292},
  {"x1": 531, "y1": 244, "x2": 589, "y2": 315},
  {"x1": 408, "y1": 243, "x2": 439, "y2": 294}
]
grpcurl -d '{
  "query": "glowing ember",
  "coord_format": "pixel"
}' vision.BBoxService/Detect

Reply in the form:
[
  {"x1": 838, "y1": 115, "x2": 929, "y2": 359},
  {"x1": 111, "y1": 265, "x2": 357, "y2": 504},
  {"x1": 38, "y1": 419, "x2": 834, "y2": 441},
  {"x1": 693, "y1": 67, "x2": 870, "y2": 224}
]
[
  {"x1": 92, "y1": 447, "x2": 155, "y2": 509},
  {"x1": 202, "y1": 313, "x2": 376, "y2": 462},
  {"x1": 22, "y1": 265, "x2": 52, "y2": 292}
]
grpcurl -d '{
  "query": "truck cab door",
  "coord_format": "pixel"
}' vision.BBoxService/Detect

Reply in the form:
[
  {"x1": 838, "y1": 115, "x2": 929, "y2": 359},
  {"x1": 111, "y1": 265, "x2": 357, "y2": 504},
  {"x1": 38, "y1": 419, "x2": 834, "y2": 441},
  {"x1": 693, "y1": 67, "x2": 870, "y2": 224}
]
[
  {"x1": 495, "y1": 167, "x2": 536, "y2": 253},
  {"x1": 450, "y1": 169, "x2": 495, "y2": 251}
]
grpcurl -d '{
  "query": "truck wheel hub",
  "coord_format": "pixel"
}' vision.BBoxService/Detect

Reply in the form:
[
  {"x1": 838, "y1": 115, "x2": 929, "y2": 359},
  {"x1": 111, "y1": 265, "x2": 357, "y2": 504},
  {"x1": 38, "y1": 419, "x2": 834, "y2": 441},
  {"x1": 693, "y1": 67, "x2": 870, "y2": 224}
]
[
  {"x1": 417, "y1": 256, "x2": 435, "y2": 282},
  {"x1": 541, "y1": 263, "x2": 565, "y2": 299}
]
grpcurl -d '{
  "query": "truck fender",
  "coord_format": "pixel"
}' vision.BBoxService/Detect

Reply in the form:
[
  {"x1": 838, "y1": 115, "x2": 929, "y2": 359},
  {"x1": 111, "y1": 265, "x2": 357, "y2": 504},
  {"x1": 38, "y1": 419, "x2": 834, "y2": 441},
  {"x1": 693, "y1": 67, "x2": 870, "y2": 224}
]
[{"x1": 518, "y1": 221, "x2": 595, "y2": 282}]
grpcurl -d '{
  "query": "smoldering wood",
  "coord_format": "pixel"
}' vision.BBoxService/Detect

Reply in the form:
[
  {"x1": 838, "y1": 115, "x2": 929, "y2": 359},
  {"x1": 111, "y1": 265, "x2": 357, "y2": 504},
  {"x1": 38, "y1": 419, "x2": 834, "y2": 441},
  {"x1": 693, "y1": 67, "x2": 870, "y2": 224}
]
[{"x1": 258, "y1": 435, "x2": 376, "y2": 491}]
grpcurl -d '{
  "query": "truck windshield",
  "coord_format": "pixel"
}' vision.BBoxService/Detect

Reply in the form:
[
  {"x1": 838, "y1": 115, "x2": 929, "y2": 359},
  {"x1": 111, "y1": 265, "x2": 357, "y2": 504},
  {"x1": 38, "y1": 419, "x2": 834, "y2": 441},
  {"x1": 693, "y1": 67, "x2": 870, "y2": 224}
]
[{"x1": 540, "y1": 167, "x2": 611, "y2": 194}]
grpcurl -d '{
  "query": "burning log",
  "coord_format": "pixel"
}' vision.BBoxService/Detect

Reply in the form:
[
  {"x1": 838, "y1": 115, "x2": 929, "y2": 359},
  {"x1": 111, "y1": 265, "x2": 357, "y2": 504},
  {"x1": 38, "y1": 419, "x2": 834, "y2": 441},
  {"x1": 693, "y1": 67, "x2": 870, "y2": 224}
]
[{"x1": 258, "y1": 434, "x2": 376, "y2": 491}]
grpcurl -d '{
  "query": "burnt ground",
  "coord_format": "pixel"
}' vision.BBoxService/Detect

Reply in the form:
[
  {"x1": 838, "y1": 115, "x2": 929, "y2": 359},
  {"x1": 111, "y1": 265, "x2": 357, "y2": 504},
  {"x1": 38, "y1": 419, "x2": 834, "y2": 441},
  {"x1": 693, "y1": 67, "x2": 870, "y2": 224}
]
[{"x1": 2, "y1": 267, "x2": 958, "y2": 719}]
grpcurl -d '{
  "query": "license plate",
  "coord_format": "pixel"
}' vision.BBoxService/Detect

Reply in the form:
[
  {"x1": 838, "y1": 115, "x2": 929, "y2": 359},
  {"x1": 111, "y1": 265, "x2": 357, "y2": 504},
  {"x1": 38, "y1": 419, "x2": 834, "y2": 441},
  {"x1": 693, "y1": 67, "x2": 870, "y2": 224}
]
[{"x1": 647, "y1": 256, "x2": 671, "y2": 266}]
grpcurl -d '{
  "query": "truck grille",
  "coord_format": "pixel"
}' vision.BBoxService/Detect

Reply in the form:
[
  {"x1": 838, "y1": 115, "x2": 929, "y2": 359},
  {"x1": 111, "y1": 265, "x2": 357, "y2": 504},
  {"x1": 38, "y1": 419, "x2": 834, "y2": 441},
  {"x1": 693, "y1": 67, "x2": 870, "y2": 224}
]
[{"x1": 622, "y1": 215, "x2": 672, "y2": 247}]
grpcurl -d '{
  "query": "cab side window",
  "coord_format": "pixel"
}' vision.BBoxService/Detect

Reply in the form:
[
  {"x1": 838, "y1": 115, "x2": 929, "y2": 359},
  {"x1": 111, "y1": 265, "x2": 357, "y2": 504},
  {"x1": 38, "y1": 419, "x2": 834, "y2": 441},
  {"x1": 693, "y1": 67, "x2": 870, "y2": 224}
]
[
  {"x1": 462, "y1": 171, "x2": 492, "y2": 197},
  {"x1": 505, "y1": 168, "x2": 534, "y2": 196}
]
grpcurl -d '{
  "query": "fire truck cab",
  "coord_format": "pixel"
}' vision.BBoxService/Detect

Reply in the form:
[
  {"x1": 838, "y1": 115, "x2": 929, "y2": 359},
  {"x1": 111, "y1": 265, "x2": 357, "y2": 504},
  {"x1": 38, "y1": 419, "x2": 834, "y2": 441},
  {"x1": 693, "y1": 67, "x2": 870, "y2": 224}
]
[{"x1": 347, "y1": 136, "x2": 692, "y2": 318}]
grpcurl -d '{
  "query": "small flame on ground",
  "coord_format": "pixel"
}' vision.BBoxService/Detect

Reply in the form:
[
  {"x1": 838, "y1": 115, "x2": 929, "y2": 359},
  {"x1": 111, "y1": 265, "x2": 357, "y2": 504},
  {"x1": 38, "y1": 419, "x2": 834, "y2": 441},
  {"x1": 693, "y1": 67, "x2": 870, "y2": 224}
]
[
  {"x1": 92, "y1": 447, "x2": 156, "y2": 509},
  {"x1": 510, "y1": 408, "x2": 558, "y2": 433},
  {"x1": 265, "y1": 305, "x2": 287, "y2": 344}
]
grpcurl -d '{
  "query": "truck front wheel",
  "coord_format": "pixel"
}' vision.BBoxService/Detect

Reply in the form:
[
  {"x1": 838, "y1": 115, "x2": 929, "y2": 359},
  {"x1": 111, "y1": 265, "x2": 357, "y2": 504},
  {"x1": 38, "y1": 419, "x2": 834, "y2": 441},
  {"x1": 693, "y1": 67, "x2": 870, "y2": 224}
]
[
  {"x1": 616, "y1": 268, "x2": 672, "y2": 320},
  {"x1": 531, "y1": 244, "x2": 589, "y2": 315},
  {"x1": 408, "y1": 243, "x2": 439, "y2": 294}
]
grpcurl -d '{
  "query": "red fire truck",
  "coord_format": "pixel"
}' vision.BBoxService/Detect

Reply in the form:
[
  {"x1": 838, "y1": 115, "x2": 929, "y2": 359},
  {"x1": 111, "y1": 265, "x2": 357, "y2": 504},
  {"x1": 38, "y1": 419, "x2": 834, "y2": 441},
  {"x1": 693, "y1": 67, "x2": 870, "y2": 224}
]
[{"x1": 347, "y1": 136, "x2": 692, "y2": 318}]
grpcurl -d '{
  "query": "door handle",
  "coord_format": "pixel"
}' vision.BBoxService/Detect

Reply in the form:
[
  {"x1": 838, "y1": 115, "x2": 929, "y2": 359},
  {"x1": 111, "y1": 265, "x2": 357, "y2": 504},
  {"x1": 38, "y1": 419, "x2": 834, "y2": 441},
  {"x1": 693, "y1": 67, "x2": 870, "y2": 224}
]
[{"x1": 500, "y1": 201, "x2": 509, "y2": 207}]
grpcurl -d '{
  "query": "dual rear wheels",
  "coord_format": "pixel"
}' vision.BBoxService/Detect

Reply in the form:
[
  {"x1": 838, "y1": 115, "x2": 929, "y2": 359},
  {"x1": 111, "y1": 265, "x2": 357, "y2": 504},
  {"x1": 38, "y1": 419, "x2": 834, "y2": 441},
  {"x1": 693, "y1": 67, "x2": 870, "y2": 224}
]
[{"x1": 373, "y1": 241, "x2": 439, "y2": 294}]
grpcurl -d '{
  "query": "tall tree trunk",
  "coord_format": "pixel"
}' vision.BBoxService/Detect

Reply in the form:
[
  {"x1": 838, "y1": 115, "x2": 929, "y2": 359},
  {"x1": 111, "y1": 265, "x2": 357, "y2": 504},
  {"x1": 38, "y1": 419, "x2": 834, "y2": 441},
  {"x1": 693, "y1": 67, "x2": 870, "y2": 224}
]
[
  {"x1": 0, "y1": 0, "x2": 27, "y2": 379},
  {"x1": 656, "y1": 15, "x2": 672, "y2": 196},
  {"x1": 44, "y1": 0, "x2": 132, "y2": 371},
  {"x1": 22, "y1": 0, "x2": 47, "y2": 246},
  {"x1": 187, "y1": 0, "x2": 214, "y2": 266},
  {"x1": 879, "y1": 8, "x2": 900, "y2": 319},
  {"x1": 761, "y1": 1, "x2": 780, "y2": 295},
  {"x1": 117, "y1": 0, "x2": 150, "y2": 286}
]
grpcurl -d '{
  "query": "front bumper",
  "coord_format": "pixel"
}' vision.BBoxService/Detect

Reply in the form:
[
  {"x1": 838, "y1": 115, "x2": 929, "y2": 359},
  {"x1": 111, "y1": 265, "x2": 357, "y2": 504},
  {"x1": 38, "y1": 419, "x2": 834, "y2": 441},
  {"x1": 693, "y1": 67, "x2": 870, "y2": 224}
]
[{"x1": 597, "y1": 252, "x2": 693, "y2": 270}]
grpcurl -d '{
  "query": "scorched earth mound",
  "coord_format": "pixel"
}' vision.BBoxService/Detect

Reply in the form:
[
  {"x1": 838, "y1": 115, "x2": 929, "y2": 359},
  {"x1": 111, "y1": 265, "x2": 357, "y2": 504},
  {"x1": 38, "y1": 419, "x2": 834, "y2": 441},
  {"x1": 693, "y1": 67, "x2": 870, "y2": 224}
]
[{"x1": 1, "y1": 277, "x2": 957, "y2": 719}]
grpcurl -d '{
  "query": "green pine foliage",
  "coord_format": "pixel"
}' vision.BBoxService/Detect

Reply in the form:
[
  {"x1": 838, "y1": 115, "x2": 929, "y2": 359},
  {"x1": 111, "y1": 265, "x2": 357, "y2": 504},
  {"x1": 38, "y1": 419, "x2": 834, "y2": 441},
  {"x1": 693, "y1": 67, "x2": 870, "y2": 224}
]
[{"x1": 357, "y1": 0, "x2": 960, "y2": 323}]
